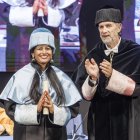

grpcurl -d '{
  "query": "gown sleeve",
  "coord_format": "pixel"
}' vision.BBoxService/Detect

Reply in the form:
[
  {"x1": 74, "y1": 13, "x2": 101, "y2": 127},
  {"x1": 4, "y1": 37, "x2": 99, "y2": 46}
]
[
  {"x1": 9, "y1": 6, "x2": 34, "y2": 27},
  {"x1": 49, "y1": 102, "x2": 80, "y2": 126},
  {"x1": 106, "y1": 69, "x2": 135, "y2": 96},
  {"x1": 4, "y1": 101, "x2": 39, "y2": 125},
  {"x1": 4, "y1": 100, "x2": 80, "y2": 126}
]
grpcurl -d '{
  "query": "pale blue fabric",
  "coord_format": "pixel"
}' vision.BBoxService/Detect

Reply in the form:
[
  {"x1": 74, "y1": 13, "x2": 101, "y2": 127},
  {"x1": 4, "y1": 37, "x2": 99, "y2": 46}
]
[{"x1": 0, "y1": 63, "x2": 81, "y2": 106}]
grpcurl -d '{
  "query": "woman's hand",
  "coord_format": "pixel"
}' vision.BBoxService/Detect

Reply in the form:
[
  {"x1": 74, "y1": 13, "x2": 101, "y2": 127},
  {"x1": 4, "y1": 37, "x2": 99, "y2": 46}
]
[
  {"x1": 39, "y1": 0, "x2": 48, "y2": 15},
  {"x1": 37, "y1": 91, "x2": 54, "y2": 113},
  {"x1": 33, "y1": 0, "x2": 48, "y2": 15},
  {"x1": 43, "y1": 91, "x2": 54, "y2": 114},
  {"x1": 33, "y1": 0, "x2": 40, "y2": 15},
  {"x1": 37, "y1": 92, "x2": 46, "y2": 112}
]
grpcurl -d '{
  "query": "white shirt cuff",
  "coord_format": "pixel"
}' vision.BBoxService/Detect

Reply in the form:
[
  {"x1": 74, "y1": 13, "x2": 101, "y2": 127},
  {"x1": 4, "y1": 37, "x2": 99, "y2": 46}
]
[{"x1": 82, "y1": 76, "x2": 97, "y2": 100}]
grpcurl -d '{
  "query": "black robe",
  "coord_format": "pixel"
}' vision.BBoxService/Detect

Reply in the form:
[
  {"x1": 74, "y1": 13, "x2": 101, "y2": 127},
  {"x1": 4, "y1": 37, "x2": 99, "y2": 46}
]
[
  {"x1": 4, "y1": 100, "x2": 79, "y2": 140},
  {"x1": 74, "y1": 39, "x2": 140, "y2": 140}
]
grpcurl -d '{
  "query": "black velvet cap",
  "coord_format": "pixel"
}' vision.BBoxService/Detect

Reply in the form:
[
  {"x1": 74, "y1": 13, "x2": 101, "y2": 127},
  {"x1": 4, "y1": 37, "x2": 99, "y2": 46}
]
[{"x1": 95, "y1": 7, "x2": 122, "y2": 26}]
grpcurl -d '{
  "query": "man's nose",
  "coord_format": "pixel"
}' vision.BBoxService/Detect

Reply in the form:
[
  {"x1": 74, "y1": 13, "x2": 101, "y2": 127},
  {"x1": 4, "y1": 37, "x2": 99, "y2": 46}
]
[{"x1": 102, "y1": 27, "x2": 108, "y2": 33}]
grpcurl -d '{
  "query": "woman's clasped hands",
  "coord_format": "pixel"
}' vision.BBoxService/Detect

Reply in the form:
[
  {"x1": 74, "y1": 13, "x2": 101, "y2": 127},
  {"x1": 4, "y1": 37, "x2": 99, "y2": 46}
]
[{"x1": 37, "y1": 91, "x2": 54, "y2": 114}]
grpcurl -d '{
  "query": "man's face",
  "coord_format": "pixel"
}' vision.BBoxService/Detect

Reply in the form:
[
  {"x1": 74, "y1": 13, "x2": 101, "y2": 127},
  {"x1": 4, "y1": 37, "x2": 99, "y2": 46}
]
[{"x1": 98, "y1": 21, "x2": 122, "y2": 48}]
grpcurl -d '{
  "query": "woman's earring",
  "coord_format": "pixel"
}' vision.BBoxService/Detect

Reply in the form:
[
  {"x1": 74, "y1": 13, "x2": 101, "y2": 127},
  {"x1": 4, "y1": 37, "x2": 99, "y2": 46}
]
[
  {"x1": 50, "y1": 59, "x2": 54, "y2": 64},
  {"x1": 32, "y1": 56, "x2": 35, "y2": 62}
]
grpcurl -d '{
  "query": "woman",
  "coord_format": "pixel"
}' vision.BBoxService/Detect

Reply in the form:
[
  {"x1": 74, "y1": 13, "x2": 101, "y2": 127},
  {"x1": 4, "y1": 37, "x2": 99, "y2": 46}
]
[
  {"x1": 0, "y1": 0, "x2": 77, "y2": 27},
  {"x1": 0, "y1": 27, "x2": 82, "y2": 140}
]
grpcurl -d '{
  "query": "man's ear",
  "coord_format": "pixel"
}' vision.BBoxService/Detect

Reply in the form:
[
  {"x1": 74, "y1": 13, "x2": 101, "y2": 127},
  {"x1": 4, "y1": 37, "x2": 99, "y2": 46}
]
[{"x1": 117, "y1": 23, "x2": 122, "y2": 33}]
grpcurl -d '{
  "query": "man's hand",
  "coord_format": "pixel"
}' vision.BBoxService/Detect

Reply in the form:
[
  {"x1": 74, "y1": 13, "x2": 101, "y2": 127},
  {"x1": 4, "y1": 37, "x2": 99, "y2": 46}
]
[
  {"x1": 85, "y1": 58, "x2": 99, "y2": 80},
  {"x1": 99, "y1": 59, "x2": 113, "y2": 78}
]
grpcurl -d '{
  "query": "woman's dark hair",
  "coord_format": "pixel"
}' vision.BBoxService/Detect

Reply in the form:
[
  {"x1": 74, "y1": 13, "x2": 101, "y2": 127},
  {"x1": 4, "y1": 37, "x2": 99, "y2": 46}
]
[{"x1": 29, "y1": 60, "x2": 65, "y2": 106}]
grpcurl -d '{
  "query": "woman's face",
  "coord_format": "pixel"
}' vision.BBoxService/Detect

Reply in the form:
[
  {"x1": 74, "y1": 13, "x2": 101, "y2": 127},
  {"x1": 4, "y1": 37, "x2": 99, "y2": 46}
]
[{"x1": 32, "y1": 44, "x2": 53, "y2": 70}]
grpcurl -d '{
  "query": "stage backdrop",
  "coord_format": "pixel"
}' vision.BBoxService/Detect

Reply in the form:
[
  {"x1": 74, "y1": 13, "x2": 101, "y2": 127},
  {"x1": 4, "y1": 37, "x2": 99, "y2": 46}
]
[{"x1": 0, "y1": 0, "x2": 83, "y2": 72}]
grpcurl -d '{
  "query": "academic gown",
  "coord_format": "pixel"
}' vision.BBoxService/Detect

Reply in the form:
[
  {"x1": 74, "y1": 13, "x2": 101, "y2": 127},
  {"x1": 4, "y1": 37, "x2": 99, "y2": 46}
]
[
  {"x1": 74, "y1": 39, "x2": 140, "y2": 140},
  {"x1": 4, "y1": 100, "x2": 79, "y2": 140},
  {"x1": 0, "y1": 64, "x2": 82, "y2": 140}
]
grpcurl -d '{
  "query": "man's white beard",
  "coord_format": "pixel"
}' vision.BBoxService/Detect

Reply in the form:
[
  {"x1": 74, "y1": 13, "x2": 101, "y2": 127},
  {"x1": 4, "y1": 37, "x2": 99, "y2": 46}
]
[{"x1": 101, "y1": 36, "x2": 113, "y2": 45}]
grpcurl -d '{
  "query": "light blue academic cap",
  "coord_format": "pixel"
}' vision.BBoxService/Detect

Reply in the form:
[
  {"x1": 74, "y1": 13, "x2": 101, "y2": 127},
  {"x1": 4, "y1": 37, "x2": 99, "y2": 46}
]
[{"x1": 29, "y1": 28, "x2": 56, "y2": 53}]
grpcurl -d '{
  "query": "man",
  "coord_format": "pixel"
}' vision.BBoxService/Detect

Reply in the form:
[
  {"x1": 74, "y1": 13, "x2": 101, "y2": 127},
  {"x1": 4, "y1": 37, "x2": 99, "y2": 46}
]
[{"x1": 74, "y1": 6, "x2": 140, "y2": 140}]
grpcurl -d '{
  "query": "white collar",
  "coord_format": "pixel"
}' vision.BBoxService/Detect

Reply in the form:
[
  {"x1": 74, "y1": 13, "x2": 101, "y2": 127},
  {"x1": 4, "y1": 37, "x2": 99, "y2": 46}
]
[{"x1": 104, "y1": 38, "x2": 121, "y2": 56}]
